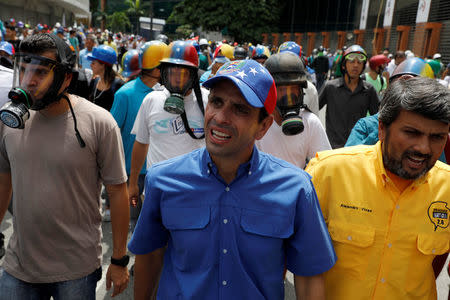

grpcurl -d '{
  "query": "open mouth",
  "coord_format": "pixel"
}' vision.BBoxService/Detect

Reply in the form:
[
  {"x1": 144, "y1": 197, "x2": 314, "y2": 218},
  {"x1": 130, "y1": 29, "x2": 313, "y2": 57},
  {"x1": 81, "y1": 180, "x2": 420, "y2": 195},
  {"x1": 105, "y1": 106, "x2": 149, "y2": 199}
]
[
  {"x1": 211, "y1": 129, "x2": 231, "y2": 141},
  {"x1": 405, "y1": 155, "x2": 427, "y2": 169}
]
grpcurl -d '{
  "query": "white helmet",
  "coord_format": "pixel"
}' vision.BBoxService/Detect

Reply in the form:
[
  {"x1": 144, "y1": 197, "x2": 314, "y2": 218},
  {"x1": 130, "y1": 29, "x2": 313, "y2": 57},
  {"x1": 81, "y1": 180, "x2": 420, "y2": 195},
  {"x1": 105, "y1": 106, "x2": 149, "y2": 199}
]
[
  {"x1": 199, "y1": 38, "x2": 208, "y2": 46},
  {"x1": 433, "y1": 53, "x2": 442, "y2": 59}
]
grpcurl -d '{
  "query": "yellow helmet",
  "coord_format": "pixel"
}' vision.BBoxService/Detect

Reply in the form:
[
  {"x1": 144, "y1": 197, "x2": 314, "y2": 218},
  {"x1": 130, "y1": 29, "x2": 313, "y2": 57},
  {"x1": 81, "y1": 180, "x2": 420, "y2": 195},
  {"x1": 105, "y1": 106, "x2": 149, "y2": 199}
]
[
  {"x1": 214, "y1": 44, "x2": 235, "y2": 60},
  {"x1": 139, "y1": 40, "x2": 170, "y2": 70}
]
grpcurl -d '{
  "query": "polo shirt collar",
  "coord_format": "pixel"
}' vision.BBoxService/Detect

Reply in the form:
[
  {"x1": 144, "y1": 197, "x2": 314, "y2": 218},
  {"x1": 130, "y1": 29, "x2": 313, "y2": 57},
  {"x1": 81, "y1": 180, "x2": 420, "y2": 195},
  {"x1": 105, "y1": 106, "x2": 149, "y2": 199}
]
[
  {"x1": 201, "y1": 145, "x2": 260, "y2": 179},
  {"x1": 375, "y1": 141, "x2": 429, "y2": 187}
]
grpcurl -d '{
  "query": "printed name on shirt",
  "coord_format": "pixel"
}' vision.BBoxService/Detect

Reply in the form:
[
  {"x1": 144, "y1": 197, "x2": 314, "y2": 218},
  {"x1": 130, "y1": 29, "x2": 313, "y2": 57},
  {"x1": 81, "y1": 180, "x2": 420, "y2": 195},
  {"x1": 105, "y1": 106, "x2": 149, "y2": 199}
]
[
  {"x1": 340, "y1": 203, "x2": 372, "y2": 213},
  {"x1": 427, "y1": 201, "x2": 449, "y2": 231}
]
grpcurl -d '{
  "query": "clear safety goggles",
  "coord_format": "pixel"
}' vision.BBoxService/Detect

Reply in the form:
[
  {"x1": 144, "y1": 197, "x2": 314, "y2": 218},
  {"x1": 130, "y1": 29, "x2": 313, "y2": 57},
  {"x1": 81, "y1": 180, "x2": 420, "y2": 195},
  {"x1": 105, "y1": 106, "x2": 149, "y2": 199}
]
[
  {"x1": 276, "y1": 85, "x2": 303, "y2": 107},
  {"x1": 345, "y1": 53, "x2": 366, "y2": 63},
  {"x1": 162, "y1": 66, "x2": 194, "y2": 95},
  {"x1": 13, "y1": 54, "x2": 57, "y2": 102}
]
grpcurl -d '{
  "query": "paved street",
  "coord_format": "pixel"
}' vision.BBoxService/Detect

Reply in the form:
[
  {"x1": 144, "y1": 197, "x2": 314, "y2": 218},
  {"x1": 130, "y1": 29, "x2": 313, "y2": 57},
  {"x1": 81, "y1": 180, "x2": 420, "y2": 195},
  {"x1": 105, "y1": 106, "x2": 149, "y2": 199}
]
[{"x1": 1, "y1": 210, "x2": 449, "y2": 299}]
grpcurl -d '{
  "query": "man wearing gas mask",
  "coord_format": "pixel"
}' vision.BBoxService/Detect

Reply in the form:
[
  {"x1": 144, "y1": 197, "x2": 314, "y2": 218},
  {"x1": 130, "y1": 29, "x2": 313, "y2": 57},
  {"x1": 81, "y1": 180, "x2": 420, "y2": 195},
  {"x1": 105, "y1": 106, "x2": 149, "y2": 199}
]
[
  {"x1": 0, "y1": 33, "x2": 130, "y2": 298},
  {"x1": 256, "y1": 52, "x2": 331, "y2": 169},
  {"x1": 129, "y1": 40, "x2": 209, "y2": 205}
]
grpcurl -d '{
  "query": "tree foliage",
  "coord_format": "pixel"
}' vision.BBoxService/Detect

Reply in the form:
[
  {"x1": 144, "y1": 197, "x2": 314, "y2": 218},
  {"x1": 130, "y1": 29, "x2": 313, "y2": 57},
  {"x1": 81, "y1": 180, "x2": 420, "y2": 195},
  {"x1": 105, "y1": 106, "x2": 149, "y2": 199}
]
[
  {"x1": 125, "y1": 0, "x2": 149, "y2": 34},
  {"x1": 175, "y1": 24, "x2": 194, "y2": 39},
  {"x1": 106, "y1": 11, "x2": 131, "y2": 33},
  {"x1": 167, "y1": 0, "x2": 284, "y2": 43}
]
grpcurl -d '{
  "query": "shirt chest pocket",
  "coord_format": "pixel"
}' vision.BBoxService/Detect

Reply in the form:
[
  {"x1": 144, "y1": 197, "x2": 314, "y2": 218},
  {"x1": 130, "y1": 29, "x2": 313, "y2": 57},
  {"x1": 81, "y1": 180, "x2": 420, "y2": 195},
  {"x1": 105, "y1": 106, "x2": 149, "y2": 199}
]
[
  {"x1": 162, "y1": 206, "x2": 212, "y2": 271},
  {"x1": 328, "y1": 220, "x2": 375, "y2": 280},
  {"x1": 405, "y1": 233, "x2": 450, "y2": 295},
  {"x1": 416, "y1": 233, "x2": 449, "y2": 255},
  {"x1": 240, "y1": 209, "x2": 293, "y2": 256}
]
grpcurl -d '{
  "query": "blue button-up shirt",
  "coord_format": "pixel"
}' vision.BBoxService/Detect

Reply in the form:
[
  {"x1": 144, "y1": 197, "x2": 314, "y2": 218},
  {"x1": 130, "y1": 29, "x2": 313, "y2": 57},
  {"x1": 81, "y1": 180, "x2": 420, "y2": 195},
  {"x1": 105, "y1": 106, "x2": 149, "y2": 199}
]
[{"x1": 129, "y1": 146, "x2": 336, "y2": 300}]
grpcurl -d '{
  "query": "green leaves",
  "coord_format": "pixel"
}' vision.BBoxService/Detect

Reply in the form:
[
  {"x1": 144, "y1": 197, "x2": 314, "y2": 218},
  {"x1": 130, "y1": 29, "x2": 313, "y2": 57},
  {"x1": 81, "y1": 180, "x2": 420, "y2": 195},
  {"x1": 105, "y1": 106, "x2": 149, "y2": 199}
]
[
  {"x1": 168, "y1": 0, "x2": 284, "y2": 42},
  {"x1": 106, "y1": 11, "x2": 132, "y2": 33}
]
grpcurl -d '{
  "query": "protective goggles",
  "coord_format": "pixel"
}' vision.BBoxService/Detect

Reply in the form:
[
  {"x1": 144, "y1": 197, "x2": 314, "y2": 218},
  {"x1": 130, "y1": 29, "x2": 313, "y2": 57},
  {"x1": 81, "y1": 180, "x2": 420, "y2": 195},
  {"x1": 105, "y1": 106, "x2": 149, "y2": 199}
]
[
  {"x1": 345, "y1": 53, "x2": 366, "y2": 63},
  {"x1": 13, "y1": 54, "x2": 57, "y2": 102},
  {"x1": 163, "y1": 66, "x2": 194, "y2": 94},
  {"x1": 276, "y1": 85, "x2": 302, "y2": 107}
]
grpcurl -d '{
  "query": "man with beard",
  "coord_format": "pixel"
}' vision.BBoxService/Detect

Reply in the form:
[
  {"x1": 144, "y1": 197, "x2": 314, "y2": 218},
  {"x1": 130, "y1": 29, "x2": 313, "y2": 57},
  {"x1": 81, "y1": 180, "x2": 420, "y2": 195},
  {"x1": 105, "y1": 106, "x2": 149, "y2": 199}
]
[{"x1": 306, "y1": 76, "x2": 450, "y2": 300}]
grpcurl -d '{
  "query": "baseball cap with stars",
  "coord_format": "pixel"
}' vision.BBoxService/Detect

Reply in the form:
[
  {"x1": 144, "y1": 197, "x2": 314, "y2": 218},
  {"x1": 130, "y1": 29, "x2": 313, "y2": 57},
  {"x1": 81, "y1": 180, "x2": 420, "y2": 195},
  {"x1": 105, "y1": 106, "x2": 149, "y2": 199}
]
[{"x1": 203, "y1": 59, "x2": 277, "y2": 114}]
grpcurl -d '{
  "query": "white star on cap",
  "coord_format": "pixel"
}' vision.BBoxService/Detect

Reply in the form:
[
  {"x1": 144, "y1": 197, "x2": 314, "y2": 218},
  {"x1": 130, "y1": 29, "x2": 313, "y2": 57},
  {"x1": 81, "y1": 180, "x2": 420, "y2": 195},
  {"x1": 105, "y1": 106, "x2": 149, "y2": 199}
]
[
  {"x1": 236, "y1": 70, "x2": 247, "y2": 79},
  {"x1": 249, "y1": 67, "x2": 258, "y2": 75},
  {"x1": 259, "y1": 67, "x2": 266, "y2": 73}
]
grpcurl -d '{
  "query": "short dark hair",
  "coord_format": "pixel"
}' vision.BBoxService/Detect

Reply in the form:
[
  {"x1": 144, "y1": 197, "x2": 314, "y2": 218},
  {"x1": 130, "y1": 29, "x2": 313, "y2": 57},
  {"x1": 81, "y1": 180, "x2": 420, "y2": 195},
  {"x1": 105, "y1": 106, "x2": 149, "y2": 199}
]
[
  {"x1": 379, "y1": 76, "x2": 450, "y2": 126},
  {"x1": 258, "y1": 107, "x2": 269, "y2": 123},
  {"x1": 19, "y1": 33, "x2": 57, "y2": 58}
]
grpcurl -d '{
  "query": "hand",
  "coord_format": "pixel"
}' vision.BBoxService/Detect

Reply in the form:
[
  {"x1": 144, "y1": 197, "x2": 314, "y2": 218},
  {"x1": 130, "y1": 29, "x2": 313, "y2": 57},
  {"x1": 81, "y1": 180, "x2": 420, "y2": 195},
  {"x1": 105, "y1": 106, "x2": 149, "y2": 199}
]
[
  {"x1": 106, "y1": 263, "x2": 129, "y2": 297},
  {"x1": 129, "y1": 183, "x2": 139, "y2": 207}
]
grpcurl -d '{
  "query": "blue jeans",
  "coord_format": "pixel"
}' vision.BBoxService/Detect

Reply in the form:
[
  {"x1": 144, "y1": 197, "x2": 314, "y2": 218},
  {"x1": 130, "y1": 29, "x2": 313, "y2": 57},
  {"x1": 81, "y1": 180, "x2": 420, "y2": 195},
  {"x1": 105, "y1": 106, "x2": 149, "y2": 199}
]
[{"x1": 0, "y1": 267, "x2": 101, "y2": 300}]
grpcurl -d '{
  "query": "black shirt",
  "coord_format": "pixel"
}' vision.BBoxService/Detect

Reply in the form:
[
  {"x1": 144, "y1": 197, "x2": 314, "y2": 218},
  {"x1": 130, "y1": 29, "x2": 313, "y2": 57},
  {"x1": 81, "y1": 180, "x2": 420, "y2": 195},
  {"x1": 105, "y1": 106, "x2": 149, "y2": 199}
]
[
  {"x1": 319, "y1": 77, "x2": 379, "y2": 149},
  {"x1": 88, "y1": 77, "x2": 124, "y2": 111}
]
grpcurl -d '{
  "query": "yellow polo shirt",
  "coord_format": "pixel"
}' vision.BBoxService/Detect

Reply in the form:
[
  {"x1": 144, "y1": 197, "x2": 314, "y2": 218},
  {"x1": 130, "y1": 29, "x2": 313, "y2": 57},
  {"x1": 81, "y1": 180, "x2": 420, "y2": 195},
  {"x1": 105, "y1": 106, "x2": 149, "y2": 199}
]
[{"x1": 306, "y1": 142, "x2": 450, "y2": 300}]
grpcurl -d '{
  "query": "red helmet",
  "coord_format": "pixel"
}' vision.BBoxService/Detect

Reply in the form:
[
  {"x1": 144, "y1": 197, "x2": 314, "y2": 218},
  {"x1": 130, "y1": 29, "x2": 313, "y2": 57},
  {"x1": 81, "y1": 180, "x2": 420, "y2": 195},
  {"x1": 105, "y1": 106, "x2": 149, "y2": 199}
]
[
  {"x1": 160, "y1": 40, "x2": 199, "y2": 68},
  {"x1": 369, "y1": 54, "x2": 390, "y2": 71}
]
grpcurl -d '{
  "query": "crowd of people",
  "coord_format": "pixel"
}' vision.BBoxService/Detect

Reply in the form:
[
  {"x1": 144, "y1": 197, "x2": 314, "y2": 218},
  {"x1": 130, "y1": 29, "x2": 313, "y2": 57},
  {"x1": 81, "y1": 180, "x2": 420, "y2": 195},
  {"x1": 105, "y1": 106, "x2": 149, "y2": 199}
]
[{"x1": 0, "y1": 16, "x2": 449, "y2": 300}]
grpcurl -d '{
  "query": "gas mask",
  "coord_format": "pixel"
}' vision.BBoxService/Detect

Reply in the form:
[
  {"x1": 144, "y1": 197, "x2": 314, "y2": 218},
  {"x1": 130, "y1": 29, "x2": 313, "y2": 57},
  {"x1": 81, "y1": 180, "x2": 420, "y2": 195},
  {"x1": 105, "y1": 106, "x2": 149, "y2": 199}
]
[
  {"x1": 161, "y1": 65, "x2": 196, "y2": 114},
  {"x1": 276, "y1": 84, "x2": 305, "y2": 136},
  {"x1": 0, "y1": 53, "x2": 68, "y2": 128}
]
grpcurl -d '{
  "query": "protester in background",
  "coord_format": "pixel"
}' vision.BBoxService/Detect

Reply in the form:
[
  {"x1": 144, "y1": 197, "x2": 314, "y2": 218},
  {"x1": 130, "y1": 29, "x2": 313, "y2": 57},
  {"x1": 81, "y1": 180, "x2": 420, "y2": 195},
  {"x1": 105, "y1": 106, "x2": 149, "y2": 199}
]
[{"x1": 79, "y1": 34, "x2": 96, "y2": 70}]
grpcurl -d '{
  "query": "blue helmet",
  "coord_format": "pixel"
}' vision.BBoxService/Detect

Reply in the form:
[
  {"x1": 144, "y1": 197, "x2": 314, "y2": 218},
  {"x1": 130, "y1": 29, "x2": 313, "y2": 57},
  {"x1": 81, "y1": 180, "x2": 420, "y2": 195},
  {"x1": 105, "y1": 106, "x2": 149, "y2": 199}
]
[
  {"x1": 0, "y1": 41, "x2": 15, "y2": 56},
  {"x1": 87, "y1": 45, "x2": 117, "y2": 65},
  {"x1": 121, "y1": 49, "x2": 140, "y2": 78},
  {"x1": 390, "y1": 57, "x2": 434, "y2": 82},
  {"x1": 278, "y1": 41, "x2": 302, "y2": 58},
  {"x1": 252, "y1": 45, "x2": 270, "y2": 59}
]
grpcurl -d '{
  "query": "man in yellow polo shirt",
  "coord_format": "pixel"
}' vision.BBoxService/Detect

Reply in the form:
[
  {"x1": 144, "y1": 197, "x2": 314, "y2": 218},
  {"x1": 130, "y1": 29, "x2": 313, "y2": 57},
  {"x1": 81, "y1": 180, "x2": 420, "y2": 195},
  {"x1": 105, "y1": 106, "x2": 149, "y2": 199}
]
[{"x1": 306, "y1": 76, "x2": 450, "y2": 300}]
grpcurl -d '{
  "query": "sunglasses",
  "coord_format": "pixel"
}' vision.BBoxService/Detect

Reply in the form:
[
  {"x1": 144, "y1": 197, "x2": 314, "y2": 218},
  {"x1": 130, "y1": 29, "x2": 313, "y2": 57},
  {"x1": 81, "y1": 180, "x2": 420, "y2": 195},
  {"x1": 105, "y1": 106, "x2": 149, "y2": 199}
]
[{"x1": 346, "y1": 53, "x2": 366, "y2": 63}]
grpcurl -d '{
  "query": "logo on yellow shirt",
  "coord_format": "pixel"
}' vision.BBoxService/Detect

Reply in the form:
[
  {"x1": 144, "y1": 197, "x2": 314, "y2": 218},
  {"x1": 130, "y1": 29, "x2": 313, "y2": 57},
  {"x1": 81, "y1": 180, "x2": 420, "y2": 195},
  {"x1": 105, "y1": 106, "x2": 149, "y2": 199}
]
[{"x1": 427, "y1": 201, "x2": 449, "y2": 231}]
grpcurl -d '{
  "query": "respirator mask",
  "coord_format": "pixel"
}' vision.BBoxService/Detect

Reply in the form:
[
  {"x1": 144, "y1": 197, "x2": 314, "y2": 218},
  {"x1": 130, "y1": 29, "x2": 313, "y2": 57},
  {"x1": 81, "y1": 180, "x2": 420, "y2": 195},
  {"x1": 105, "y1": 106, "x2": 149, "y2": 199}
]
[
  {"x1": 161, "y1": 65, "x2": 196, "y2": 114},
  {"x1": 276, "y1": 84, "x2": 305, "y2": 136},
  {"x1": 0, "y1": 53, "x2": 67, "y2": 128}
]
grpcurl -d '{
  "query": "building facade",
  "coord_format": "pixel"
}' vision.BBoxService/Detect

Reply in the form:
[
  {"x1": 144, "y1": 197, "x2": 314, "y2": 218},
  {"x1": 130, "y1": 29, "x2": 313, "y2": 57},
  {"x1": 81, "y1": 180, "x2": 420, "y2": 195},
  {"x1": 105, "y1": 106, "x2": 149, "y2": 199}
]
[
  {"x1": 0, "y1": 0, "x2": 90, "y2": 28},
  {"x1": 264, "y1": 0, "x2": 450, "y2": 64}
]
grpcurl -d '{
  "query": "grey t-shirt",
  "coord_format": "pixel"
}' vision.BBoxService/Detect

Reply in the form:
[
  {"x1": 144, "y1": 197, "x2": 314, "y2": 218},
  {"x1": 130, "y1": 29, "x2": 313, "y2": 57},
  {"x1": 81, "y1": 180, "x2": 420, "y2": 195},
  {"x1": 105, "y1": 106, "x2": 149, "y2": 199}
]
[{"x1": 0, "y1": 95, "x2": 127, "y2": 283}]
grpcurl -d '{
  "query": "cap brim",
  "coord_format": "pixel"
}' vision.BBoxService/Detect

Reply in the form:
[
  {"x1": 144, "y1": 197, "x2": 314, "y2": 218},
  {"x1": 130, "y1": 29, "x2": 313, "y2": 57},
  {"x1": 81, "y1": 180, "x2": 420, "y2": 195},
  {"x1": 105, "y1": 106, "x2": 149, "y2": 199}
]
[{"x1": 203, "y1": 75, "x2": 264, "y2": 108}]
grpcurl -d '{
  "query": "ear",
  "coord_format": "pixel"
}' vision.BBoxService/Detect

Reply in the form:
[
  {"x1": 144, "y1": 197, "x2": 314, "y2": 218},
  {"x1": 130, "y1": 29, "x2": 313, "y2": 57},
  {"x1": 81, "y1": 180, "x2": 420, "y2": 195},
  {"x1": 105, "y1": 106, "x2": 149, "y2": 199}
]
[
  {"x1": 255, "y1": 114, "x2": 274, "y2": 140},
  {"x1": 378, "y1": 120, "x2": 386, "y2": 142}
]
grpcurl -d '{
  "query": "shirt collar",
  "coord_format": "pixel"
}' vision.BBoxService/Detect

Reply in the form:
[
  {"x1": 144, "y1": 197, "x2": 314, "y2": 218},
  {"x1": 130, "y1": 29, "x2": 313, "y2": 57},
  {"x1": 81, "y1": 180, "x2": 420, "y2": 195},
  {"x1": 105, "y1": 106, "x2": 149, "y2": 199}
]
[
  {"x1": 337, "y1": 76, "x2": 368, "y2": 92},
  {"x1": 375, "y1": 141, "x2": 429, "y2": 187},
  {"x1": 201, "y1": 145, "x2": 260, "y2": 179}
]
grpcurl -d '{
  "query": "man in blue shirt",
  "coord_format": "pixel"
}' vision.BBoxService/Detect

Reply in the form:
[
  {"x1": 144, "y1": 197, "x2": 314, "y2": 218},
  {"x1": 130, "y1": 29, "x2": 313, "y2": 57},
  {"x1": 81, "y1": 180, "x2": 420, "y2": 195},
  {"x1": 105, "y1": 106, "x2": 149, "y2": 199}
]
[
  {"x1": 128, "y1": 59, "x2": 336, "y2": 300},
  {"x1": 79, "y1": 34, "x2": 95, "y2": 70},
  {"x1": 110, "y1": 40, "x2": 168, "y2": 227}
]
